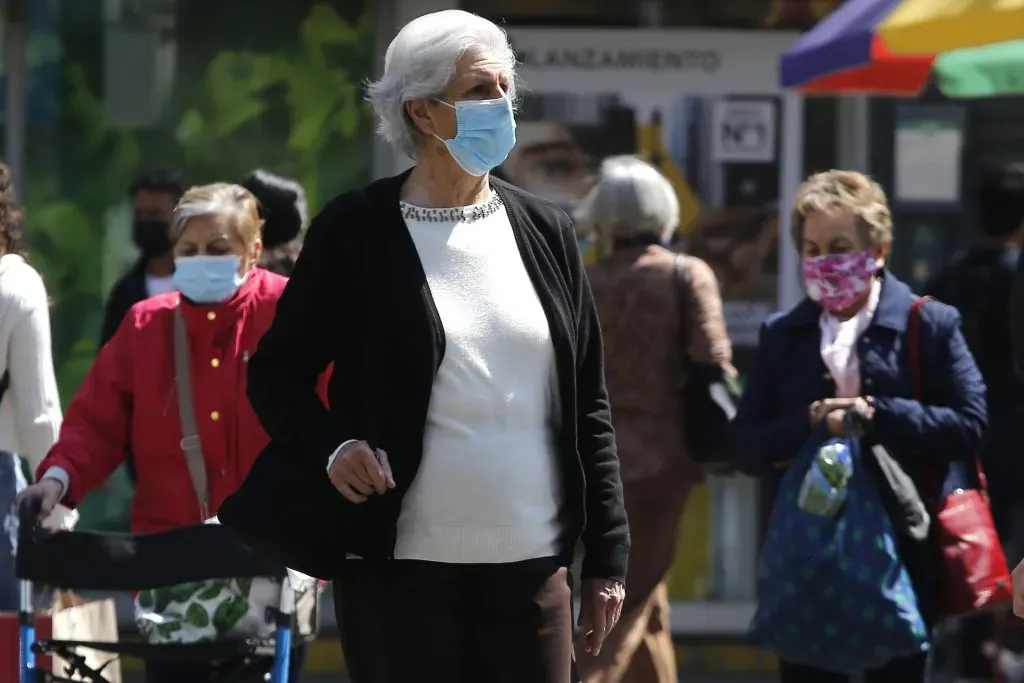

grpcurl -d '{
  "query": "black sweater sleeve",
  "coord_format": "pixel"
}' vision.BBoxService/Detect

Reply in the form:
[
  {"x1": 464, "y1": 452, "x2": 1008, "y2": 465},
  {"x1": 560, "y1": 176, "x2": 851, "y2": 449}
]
[
  {"x1": 561, "y1": 218, "x2": 630, "y2": 583},
  {"x1": 100, "y1": 268, "x2": 145, "y2": 346},
  {"x1": 100, "y1": 290, "x2": 127, "y2": 347},
  {"x1": 246, "y1": 196, "x2": 353, "y2": 468}
]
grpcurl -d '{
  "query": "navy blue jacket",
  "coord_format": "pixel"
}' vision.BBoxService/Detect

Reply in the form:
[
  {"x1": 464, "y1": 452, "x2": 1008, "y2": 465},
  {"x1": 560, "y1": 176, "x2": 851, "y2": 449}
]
[
  {"x1": 732, "y1": 270, "x2": 988, "y2": 626},
  {"x1": 733, "y1": 270, "x2": 986, "y2": 478}
]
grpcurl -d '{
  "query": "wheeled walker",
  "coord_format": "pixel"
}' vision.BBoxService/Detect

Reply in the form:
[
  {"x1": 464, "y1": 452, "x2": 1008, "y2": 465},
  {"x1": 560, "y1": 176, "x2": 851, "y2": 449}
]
[{"x1": 14, "y1": 494, "x2": 303, "y2": 683}]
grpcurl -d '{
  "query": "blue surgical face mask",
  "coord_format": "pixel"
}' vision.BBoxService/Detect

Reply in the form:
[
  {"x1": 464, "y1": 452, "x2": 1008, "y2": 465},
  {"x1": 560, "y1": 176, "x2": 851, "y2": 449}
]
[
  {"x1": 173, "y1": 254, "x2": 245, "y2": 304},
  {"x1": 433, "y1": 91, "x2": 516, "y2": 177}
]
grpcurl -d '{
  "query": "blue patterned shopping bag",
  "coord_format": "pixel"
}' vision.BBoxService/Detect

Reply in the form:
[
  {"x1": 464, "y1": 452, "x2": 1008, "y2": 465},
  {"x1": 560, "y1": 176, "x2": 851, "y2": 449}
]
[{"x1": 748, "y1": 430, "x2": 929, "y2": 672}]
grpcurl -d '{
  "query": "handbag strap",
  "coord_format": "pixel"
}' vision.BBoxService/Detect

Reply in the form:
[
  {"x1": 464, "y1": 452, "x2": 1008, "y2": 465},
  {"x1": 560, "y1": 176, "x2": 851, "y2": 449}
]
[
  {"x1": 907, "y1": 296, "x2": 988, "y2": 495},
  {"x1": 174, "y1": 305, "x2": 210, "y2": 519}
]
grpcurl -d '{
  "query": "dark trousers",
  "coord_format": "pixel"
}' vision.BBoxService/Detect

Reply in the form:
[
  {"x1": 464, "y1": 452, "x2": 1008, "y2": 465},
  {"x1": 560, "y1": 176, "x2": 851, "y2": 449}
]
[
  {"x1": 335, "y1": 557, "x2": 575, "y2": 683},
  {"x1": 779, "y1": 654, "x2": 928, "y2": 683},
  {"x1": 144, "y1": 644, "x2": 307, "y2": 683}
]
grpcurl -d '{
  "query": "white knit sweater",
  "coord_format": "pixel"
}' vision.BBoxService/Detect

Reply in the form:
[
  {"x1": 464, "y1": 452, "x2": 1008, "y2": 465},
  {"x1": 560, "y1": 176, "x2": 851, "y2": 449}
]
[
  {"x1": 394, "y1": 196, "x2": 562, "y2": 564},
  {"x1": 0, "y1": 254, "x2": 62, "y2": 471}
]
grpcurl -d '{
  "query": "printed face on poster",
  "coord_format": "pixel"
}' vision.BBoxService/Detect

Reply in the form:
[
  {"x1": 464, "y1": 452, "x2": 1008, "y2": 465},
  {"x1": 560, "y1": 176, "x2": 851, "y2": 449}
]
[{"x1": 503, "y1": 29, "x2": 794, "y2": 349}]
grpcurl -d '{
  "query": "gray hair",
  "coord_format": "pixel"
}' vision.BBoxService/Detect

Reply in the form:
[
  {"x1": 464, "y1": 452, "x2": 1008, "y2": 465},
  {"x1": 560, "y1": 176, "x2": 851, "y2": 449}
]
[
  {"x1": 365, "y1": 10, "x2": 518, "y2": 159},
  {"x1": 574, "y1": 156, "x2": 681, "y2": 243},
  {"x1": 170, "y1": 183, "x2": 262, "y2": 244}
]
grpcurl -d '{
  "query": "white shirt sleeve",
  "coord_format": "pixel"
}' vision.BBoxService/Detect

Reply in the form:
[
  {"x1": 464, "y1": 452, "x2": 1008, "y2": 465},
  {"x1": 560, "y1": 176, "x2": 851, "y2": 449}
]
[
  {"x1": 6, "y1": 264, "x2": 62, "y2": 472},
  {"x1": 40, "y1": 465, "x2": 70, "y2": 498},
  {"x1": 326, "y1": 439, "x2": 359, "y2": 473}
]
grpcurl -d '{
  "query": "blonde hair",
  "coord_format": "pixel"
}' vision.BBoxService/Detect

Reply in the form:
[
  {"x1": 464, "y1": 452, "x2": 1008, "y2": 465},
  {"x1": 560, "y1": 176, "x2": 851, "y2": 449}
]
[
  {"x1": 171, "y1": 183, "x2": 262, "y2": 244},
  {"x1": 574, "y1": 156, "x2": 680, "y2": 243},
  {"x1": 791, "y1": 170, "x2": 893, "y2": 250}
]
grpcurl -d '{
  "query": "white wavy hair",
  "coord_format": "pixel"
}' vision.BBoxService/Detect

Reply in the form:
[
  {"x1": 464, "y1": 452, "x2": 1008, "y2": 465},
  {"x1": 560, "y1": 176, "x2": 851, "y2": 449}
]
[
  {"x1": 365, "y1": 10, "x2": 518, "y2": 159},
  {"x1": 574, "y1": 156, "x2": 681, "y2": 243}
]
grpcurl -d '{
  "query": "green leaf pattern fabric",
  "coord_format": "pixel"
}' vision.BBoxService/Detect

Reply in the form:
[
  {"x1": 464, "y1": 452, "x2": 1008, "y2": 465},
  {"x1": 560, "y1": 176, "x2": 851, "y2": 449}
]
[{"x1": 135, "y1": 574, "x2": 318, "y2": 644}]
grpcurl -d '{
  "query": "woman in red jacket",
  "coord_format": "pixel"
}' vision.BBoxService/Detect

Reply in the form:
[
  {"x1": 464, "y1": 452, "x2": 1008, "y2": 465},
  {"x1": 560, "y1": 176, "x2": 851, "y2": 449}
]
[{"x1": 19, "y1": 182, "x2": 303, "y2": 683}]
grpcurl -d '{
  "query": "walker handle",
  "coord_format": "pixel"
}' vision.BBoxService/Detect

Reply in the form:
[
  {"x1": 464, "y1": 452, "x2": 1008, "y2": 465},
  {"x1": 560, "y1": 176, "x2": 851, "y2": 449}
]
[{"x1": 16, "y1": 491, "x2": 51, "y2": 544}]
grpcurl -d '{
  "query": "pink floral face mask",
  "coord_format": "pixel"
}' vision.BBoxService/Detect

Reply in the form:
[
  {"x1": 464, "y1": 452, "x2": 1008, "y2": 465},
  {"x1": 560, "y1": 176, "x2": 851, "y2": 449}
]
[{"x1": 802, "y1": 251, "x2": 879, "y2": 313}]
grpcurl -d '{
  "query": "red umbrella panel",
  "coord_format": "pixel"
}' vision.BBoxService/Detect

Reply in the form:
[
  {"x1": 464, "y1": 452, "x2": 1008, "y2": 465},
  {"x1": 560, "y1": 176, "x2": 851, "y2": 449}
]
[{"x1": 800, "y1": 36, "x2": 935, "y2": 95}]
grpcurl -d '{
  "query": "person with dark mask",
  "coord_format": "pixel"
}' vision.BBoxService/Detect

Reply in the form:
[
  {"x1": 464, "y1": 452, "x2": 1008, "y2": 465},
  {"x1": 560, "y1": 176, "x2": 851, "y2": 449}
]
[
  {"x1": 99, "y1": 169, "x2": 187, "y2": 345},
  {"x1": 239, "y1": 169, "x2": 308, "y2": 277},
  {"x1": 928, "y1": 163, "x2": 1024, "y2": 683}
]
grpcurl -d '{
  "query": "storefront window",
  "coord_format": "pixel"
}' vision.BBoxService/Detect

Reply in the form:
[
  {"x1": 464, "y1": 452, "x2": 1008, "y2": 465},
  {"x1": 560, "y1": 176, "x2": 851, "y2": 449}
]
[{"x1": 16, "y1": 0, "x2": 373, "y2": 530}]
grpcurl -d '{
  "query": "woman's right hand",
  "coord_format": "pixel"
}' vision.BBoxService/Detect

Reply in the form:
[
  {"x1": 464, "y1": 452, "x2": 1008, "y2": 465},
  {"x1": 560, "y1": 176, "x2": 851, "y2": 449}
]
[
  {"x1": 328, "y1": 440, "x2": 396, "y2": 503},
  {"x1": 811, "y1": 398, "x2": 874, "y2": 435},
  {"x1": 15, "y1": 478, "x2": 64, "y2": 522},
  {"x1": 810, "y1": 398, "x2": 857, "y2": 425}
]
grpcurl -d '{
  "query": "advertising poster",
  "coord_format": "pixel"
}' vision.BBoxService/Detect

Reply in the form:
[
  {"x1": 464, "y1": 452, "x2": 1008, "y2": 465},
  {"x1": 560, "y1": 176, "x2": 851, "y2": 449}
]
[
  {"x1": 503, "y1": 29, "x2": 796, "y2": 608},
  {"x1": 504, "y1": 29, "x2": 792, "y2": 352}
]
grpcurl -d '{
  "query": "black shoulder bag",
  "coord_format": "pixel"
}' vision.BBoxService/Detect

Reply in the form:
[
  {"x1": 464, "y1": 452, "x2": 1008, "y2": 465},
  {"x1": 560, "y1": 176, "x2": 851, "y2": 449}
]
[{"x1": 675, "y1": 255, "x2": 740, "y2": 470}]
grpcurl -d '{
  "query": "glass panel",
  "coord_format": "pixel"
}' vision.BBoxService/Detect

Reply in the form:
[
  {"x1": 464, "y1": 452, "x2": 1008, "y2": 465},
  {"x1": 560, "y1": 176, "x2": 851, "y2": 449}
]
[
  {"x1": 20, "y1": 0, "x2": 374, "y2": 530},
  {"x1": 498, "y1": 88, "x2": 784, "y2": 602}
]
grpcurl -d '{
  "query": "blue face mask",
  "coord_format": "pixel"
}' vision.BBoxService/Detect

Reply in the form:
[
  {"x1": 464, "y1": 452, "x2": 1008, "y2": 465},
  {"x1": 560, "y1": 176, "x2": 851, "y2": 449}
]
[
  {"x1": 433, "y1": 92, "x2": 516, "y2": 177},
  {"x1": 173, "y1": 254, "x2": 245, "y2": 304}
]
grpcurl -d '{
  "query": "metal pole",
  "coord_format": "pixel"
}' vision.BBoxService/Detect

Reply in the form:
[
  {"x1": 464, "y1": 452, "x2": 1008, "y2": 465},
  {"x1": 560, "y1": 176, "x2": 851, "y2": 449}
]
[
  {"x1": 778, "y1": 91, "x2": 805, "y2": 311},
  {"x1": 837, "y1": 96, "x2": 871, "y2": 173},
  {"x1": 4, "y1": 0, "x2": 29, "y2": 205}
]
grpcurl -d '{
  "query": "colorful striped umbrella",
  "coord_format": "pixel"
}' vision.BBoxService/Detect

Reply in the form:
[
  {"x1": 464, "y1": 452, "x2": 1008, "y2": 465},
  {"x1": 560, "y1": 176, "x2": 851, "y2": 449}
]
[
  {"x1": 932, "y1": 40, "x2": 1024, "y2": 98},
  {"x1": 782, "y1": 0, "x2": 1024, "y2": 98},
  {"x1": 879, "y1": 0, "x2": 1024, "y2": 55},
  {"x1": 780, "y1": 0, "x2": 934, "y2": 95}
]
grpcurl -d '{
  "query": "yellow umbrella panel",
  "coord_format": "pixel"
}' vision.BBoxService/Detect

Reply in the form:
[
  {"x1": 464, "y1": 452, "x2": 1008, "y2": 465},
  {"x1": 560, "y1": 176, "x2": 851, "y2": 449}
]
[{"x1": 880, "y1": 0, "x2": 1024, "y2": 54}]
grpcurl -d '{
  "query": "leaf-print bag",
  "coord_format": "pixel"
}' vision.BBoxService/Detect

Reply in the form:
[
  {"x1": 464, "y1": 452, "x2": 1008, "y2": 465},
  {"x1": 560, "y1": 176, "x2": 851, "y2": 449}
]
[
  {"x1": 134, "y1": 555, "x2": 319, "y2": 644},
  {"x1": 132, "y1": 307, "x2": 319, "y2": 645}
]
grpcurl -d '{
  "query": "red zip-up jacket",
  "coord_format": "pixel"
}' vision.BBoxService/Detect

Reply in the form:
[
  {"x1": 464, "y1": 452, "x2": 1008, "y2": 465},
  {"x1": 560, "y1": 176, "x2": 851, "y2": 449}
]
[{"x1": 38, "y1": 267, "x2": 311, "y2": 533}]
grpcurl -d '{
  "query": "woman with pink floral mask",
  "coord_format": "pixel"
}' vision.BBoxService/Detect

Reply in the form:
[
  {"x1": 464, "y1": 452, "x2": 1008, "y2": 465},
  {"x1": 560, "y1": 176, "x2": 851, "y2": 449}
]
[{"x1": 731, "y1": 170, "x2": 988, "y2": 683}]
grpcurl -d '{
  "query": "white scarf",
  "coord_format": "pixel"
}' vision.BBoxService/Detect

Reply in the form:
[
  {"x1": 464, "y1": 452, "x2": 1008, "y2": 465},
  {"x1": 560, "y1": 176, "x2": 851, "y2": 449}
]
[{"x1": 818, "y1": 278, "x2": 881, "y2": 399}]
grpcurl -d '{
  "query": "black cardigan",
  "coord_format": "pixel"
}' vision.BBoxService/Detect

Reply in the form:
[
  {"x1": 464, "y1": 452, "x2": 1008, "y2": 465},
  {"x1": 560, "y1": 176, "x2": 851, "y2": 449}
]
[
  {"x1": 100, "y1": 260, "x2": 148, "y2": 346},
  {"x1": 219, "y1": 171, "x2": 629, "y2": 583}
]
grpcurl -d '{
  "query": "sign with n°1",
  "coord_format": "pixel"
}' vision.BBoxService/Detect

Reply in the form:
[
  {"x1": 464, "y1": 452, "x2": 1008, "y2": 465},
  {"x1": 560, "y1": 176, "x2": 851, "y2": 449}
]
[{"x1": 711, "y1": 100, "x2": 776, "y2": 163}]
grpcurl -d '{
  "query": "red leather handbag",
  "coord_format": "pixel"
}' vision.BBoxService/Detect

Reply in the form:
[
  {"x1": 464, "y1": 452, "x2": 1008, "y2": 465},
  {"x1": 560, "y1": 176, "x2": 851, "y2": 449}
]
[{"x1": 908, "y1": 297, "x2": 1013, "y2": 619}]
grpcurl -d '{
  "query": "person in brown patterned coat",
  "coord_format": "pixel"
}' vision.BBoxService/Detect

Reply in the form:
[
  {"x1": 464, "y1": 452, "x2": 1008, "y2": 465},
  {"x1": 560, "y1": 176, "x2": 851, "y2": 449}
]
[{"x1": 575, "y1": 156, "x2": 733, "y2": 683}]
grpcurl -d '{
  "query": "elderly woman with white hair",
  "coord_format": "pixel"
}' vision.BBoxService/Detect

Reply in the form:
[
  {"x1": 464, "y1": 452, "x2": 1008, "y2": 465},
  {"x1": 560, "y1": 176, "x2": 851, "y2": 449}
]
[
  {"x1": 578, "y1": 156, "x2": 732, "y2": 683},
  {"x1": 218, "y1": 9, "x2": 628, "y2": 683}
]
